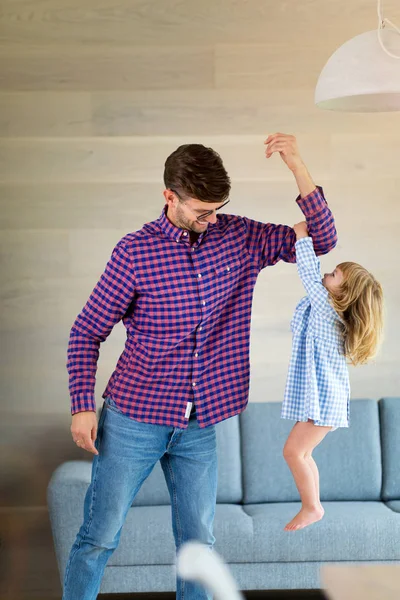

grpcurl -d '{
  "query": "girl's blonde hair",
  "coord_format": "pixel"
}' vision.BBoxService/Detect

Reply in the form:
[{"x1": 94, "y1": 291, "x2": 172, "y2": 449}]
[{"x1": 328, "y1": 262, "x2": 384, "y2": 366}]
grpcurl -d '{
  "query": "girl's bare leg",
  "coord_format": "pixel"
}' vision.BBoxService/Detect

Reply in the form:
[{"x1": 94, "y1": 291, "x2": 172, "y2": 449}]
[
  {"x1": 305, "y1": 453, "x2": 323, "y2": 509},
  {"x1": 283, "y1": 419, "x2": 331, "y2": 531}
]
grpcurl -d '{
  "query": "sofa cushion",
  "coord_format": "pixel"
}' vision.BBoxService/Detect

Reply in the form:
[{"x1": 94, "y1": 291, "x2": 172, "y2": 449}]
[
  {"x1": 240, "y1": 400, "x2": 382, "y2": 503},
  {"x1": 132, "y1": 414, "x2": 242, "y2": 506},
  {"x1": 48, "y1": 463, "x2": 247, "y2": 578},
  {"x1": 386, "y1": 501, "x2": 400, "y2": 513},
  {"x1": 379, "y1": 397, "x2": 400, "y2": 501},
  {"x1": 48, "y1": 413, "x2": 242, "y2": 512},
  {"x1": 245, "y1": 501, "x2": 400, "y2": 562},
  {"x1": 215, "y1": 414, "x2": 243, "y2": 503},
  {"x1": 109, "y1": 504, "x2": 253, "y2": 565}
]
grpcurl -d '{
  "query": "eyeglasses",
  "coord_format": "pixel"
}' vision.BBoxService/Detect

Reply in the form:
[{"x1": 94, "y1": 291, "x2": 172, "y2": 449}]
[{"x1": 170, "y1": 189, "x2": 230, "y2": 222}]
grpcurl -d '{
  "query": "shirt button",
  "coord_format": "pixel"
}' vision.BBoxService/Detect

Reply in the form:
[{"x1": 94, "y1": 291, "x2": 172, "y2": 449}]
[
  {"x1": 226, "y1": 266, "x2": 230, "y2": 272},
  {"x1": 191, "y1": 248, "x2": 195, "y2": 252},
  {"x1": 194, "y1": 353, "x2": 199, "y2": 358},
  {"x1": 198, "y1": 273, "x2": 202, "y2": 278},
  {"x1": 202, "y1": 301, "x2": 206, "y2": 306},
  {"x1": 192, "y1": 382, "x2": 197, "y2": 387},
  {"x1": 199, "y1": 326, "x2": 203, "y2": 331},
  {"x1": 176, "y1": 238, "x2": 179, "y2": 243},
  {"x1": 183, "y1": 232, "x2": 188, "y2": 236}
]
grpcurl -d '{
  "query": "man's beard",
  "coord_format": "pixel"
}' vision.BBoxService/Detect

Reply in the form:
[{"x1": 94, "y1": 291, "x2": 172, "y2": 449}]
[{"x1": 175, "y1": 207, "x2": 208, "y2": 233}]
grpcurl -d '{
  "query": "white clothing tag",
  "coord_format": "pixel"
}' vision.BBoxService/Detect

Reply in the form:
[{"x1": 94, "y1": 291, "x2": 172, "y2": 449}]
[{"x1": 185, "y1": 402, "x2": 193, "y2": 419}]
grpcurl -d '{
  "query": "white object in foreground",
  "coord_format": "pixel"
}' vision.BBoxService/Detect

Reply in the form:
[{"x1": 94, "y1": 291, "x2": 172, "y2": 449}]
[{"x1": 177, "y1": 542, "x2": 245, "y2": 600}]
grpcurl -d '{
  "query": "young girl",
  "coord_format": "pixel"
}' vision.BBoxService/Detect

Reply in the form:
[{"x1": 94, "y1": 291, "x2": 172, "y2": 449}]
[{"x1": 281, "y1": 221, "x2": 384, "y2": 532}]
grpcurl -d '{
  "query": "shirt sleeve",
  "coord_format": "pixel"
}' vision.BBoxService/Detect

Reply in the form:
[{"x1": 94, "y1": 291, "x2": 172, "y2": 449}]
[
  {"x1": 66, "y1": 239, "x2": 136, "y2": 415},
  {"x1": 294, "y1": 236, "x2": 340, "y2": 321},
  {"x1": 243, "y1": 186, "x2": 337, "y2": 270}
]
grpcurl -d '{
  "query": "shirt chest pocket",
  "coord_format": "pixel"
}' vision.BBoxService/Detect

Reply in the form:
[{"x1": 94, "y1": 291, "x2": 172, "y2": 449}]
[{"x1": 213, "y1": 257, "x2": 242, "y2": 299}]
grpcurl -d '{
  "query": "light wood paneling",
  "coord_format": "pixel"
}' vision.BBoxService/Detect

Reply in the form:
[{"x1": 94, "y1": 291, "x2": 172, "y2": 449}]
[
  {"x1": 0, "y1": 135, "x2": 331, "y2": 182},
  {"x1": 1, "y1": 179, "x2": 399, "y2": 229},
  {"x1": 90, "y1": 91, "x2": 400, "y2": 137},
  {"x1": 2, "y1": 91, "x2": 400, "y2": 138},
  {"x1": 215, "y1": 43, "x2": 326, "y2": 90},
  {"x1": 332, "y1": 134, "x2": 400, "y2": 180},
  {"x1": 0, "y1": 276, "x2": 110, "y2": 331},
  {"x1": 1, "y1": 1, "x2": 399, "y2": 519},
  {"x1": 0, "y1": 45, "x2": 215, "y2": 91},
  {"x1": 0, "y1": 92, "x2": 92, "y2": 137},
  {"x1": 0, "y1": 231, "x2": 70, "y2": 282},
  {"x1": 0, "y1": 183, "x2": 164, "y2": 229},
  {"x1": 0, "y1": 323, "x2": 127, "y2": 414},
  {"x1": 0, "y1": 0, "x2": 398, "y2": 47}
]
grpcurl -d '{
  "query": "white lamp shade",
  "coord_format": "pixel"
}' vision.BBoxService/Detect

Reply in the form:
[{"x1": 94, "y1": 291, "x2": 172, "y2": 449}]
[{"x1": 315, "y1": 29, "x2": 400, "y2": 111}]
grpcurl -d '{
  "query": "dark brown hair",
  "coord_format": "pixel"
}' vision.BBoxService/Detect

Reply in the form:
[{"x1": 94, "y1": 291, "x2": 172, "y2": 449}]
[{"x1": 164, "y1": 144, "x2": 231, "y2": 203}]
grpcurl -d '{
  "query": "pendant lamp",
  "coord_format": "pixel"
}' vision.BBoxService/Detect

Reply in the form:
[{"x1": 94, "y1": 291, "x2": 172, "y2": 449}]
[{"x1": 315, "y1": 0, "x2": 400, "y2": 112}]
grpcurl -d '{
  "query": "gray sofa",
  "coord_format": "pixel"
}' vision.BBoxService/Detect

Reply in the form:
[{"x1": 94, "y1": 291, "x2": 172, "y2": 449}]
[{"x1": 48, "y1": 398, "x2": 400, "y2": 593}]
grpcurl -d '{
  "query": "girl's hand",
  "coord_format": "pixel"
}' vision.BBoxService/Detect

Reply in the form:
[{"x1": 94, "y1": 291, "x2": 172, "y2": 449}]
[
  {"x1": 264, "y1": 133, "x2": 305, "y2": 173},
  {"x1": 293, "y1": 221, "x2": 309, "y2": 239}
]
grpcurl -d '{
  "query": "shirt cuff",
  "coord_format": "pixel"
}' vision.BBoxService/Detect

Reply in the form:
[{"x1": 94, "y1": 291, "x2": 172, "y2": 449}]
[
  {"x1": 71, "y1": 393, "x2": 96, "y2": 415},
  {"x1": 295, "y1": 185, "x2": 327, "y2": 215}
]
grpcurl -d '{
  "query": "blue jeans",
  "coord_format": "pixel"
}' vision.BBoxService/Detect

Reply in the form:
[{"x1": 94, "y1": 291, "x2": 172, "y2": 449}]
[{"x1": 62, "y1": 397, "x2": 217, "y2": 600}]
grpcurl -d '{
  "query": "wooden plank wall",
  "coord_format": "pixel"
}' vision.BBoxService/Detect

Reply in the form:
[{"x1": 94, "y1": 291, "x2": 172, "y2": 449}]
[{"x1": 1, "y1": 1, "x2": 400, "y2": 508}]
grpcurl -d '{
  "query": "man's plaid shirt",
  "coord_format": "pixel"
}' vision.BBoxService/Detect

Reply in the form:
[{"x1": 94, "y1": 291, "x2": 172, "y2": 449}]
[{"x1": 67, "y1": 187, "x2": 337, "y2": 428}]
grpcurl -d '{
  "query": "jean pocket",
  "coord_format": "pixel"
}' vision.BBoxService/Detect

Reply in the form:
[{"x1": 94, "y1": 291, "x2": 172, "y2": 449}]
[{"x1": 105, "y1": 396, "x2": 124, "y2": 415}]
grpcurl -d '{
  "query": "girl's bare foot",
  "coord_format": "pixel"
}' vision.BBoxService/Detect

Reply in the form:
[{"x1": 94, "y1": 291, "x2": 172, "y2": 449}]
[{"x1": 284, "y1": 504, "x2": 324, "y2": 531}]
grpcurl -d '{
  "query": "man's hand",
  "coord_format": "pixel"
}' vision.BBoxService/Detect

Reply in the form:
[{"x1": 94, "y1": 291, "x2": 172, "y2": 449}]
[
  {"x1": 293, "y1": 221, "x2": 309, "y2": 240},
  {"x1": 264, "y1": 133, "x2": 305, "y2": 173},
  {"x1": 71, "y1": 411, "x2": 99, "y2": 455}
]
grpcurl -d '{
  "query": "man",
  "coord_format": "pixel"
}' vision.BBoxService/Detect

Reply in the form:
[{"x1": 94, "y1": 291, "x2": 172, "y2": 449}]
[{"x1": 64, "y1": 133, "x2": 337, "y2": 599}]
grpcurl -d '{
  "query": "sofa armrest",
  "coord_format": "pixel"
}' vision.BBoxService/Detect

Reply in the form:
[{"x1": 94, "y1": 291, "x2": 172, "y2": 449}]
[
  {"x1": 379, "y1": 398, "x2": 400, "y2": 501},
  {"x1": 47, "y1": 461, "x2": 92, "y2": 582}
]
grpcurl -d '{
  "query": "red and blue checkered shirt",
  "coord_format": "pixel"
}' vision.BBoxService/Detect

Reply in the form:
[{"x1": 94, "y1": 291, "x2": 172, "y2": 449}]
[{"x1": 67, "y1": 187, "x2": 337, "y2": 428}]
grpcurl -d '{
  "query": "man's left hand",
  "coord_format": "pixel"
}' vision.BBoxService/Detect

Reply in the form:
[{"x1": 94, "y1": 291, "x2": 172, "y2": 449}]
[{"x1": 264, "y1": 133, "x2": 305, "y2": 173}]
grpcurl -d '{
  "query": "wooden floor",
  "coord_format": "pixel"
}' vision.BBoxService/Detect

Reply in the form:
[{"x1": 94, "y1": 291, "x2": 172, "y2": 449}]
[
  {"x1": 98, "y1": 593, "x2": 325, "y2": 600},
  {"x1": 0, "y1": 508, "x2": 325, "y2": 600}
]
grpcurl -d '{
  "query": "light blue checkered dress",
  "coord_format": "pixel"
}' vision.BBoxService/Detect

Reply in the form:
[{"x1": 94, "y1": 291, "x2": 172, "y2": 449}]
[{"x1": 281, "y1": 237, "x2": 350, "y2": 428}]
